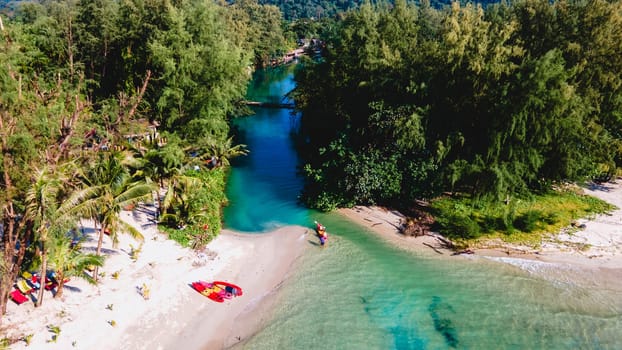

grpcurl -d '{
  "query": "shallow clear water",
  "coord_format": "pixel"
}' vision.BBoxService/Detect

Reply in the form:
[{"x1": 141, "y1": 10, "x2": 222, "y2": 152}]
[
  {"x1": 223, "y1": 67, "x2": 622, "y2": 349},
  {"x1": 238, "y1": 220, "x2": 622, "y2": 349}
]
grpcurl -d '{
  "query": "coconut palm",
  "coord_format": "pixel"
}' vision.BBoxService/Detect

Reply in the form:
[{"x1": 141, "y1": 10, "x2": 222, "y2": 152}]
[
  {"x1": 24, "y1": 165, "x2": 65, "y2": 307},
  {"x1": 46, "y1": 230, "x2": 104, "y2": 299},
  {"x1": 190, "y1": 136, "x2": 248, "y2": 168},
  {"x1": 160, "y1": 175, "x2": 205, "y2": 228},
  {"x1": 130, "y1": 134, "x2": 185, "y2": 216},
  {"x1": 62, "y1": 151, "x2": 154, "y2": 281},
  {"x1": 211, "y1": 137, "x2": 248, "y2": 167}
]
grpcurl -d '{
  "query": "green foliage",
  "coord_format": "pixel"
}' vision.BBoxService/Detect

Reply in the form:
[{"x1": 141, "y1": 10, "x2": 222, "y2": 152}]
[
  {"x1": 22, "y1": 334, "x2": 33, "y2": 346},
  {"x1": 129, "y1": 243, "x2": 142, "y2": 262},
  {"x1": 301, "y1": 137, "x2": 386, "y2": 209},
  {"x1": 159, "y1": 168, "x2": 226, "y2": 247},
  {"x1": 259, "y1": 0, "x2": 363, "y2": 20},
  {"x1": 160, "y1": 225, "x2": 191, "y2": 247},
  {"x1": 513, "y1": 210, "x2": 551, "y2": 232},
  {"x1": 430, "y1": 188, "x2": 614, "y2": 241},
  {"x1": 295, "y1": 0, "x2": 622, "y2": 210},
  {"x1": 224, "y1": 0, "x2": 289, "y2": 67},
  {"x1": 47, "y1": 230, "x2": 105, "y2": 287},
  {"x1": 66, "y1": 151, "x2": 153, "y2": 246},
  {"x1": 259, "y1": 0, "x2": 504, "y2": 21},
  {"x1": 148, "y1": 0, "x2": 250, "y2": 138}
]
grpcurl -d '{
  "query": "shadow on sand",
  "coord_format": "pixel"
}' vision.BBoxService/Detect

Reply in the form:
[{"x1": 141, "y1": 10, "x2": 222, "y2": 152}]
[{"x1": 586, "y1": 181, "x2": 615, "y2": 192}]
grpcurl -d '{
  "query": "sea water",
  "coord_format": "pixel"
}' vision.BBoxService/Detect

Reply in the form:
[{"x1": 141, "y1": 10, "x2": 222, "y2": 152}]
[{"x1": 223, "y1": 67, "x2": 622, "y2": 349}]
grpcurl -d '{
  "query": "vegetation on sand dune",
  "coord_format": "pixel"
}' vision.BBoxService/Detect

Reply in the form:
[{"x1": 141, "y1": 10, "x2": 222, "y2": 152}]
[{"x1": 430, "y1": 186, "x2": 615, "y2": 244}]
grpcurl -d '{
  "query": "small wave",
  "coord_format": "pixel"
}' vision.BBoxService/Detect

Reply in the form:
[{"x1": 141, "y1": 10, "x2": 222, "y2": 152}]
[
  {"x1": 483, "y1": 256, "x2": 586, "y2": 289},
  {"x1": 484, "y1": 256, "x2": 569, "y2": 272}
]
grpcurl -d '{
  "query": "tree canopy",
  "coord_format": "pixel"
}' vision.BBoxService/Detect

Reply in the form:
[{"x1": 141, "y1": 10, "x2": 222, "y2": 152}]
[{"x1": 294, "y1": 0, "x2": 622, "y2": 211}]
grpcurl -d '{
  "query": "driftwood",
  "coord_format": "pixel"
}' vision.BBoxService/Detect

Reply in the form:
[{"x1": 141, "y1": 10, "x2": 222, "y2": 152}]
[
  {"x1": 399, "y1": 218, "x2": 426, "y2": 237},
  {"x1": 451, "y1": 249, "x2": 474, "y2": 256},
  {"x1": 428, "y1": 234, "x2": 455, "y2": 249},
  {"x1": 423, "y1": 242, "x2": 444, "y2": 255}
]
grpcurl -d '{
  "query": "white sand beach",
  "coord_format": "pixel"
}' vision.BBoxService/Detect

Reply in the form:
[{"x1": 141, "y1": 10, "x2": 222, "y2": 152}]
[
  {"x1": 3, "y1": 205, "x2": 311, "y2": 349},
  {"x1": 338, "y1": 205, "x2": 455, "y2": 255}
]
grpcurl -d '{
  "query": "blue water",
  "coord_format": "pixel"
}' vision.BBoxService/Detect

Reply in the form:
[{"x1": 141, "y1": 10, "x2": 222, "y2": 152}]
[
  {"x1": 223, "y1": 67, "x2": 622, "y2": 349},
  {"x1": 224, "y1": 66, "x2": 309, "y2": 232}
]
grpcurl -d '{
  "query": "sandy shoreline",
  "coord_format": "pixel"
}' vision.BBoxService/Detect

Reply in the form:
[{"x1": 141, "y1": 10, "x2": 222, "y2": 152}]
[
  {"x1": 3, "y1": 206, "x2": 311, "y2": 349},
  {"x1": 3, "y1": 180, "x2": 622, "y2": 349},
  {"x1": 338, "y1": 180, "x2": 622, "y2": 287}
]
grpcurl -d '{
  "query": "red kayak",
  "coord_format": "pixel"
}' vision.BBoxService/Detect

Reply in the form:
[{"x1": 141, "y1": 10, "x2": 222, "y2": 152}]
[{"x1": 191, "y1": 281, "x2": 243, "y2": 303}]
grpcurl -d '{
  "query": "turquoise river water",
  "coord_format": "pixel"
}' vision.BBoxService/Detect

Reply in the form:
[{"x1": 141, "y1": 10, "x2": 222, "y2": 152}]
[{"x1": 223, "y1": 66, "x2": 622, "y2": 349}]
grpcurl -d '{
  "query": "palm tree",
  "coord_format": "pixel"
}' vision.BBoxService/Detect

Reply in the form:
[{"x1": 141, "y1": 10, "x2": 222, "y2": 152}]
[
  {"x1": 62, "y1": 151, "x2": 154, "y2": 281},
  {"x1": 160, "y1": 175, "x2": 205, "y2": 228},
  {"x1": 206, "y1": 137, "x2": 248, "y2": 167},
  {"x1": 46, "y1": 230, "x2": 104, "y2": 299},
  {"x1": 188, "y1": 136, "x2": 248, "y2": 168},
  {"x1": 133, "y1": 135, "x2": 185, "y2": 216},
  {"x1": 24, "y1": 165, "x2": 64, "y2": 307}
]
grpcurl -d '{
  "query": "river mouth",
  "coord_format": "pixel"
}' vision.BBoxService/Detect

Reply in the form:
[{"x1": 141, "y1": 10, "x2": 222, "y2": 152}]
[{"x1": 224, "y1": 67, "x2": 622, "y2": 349}]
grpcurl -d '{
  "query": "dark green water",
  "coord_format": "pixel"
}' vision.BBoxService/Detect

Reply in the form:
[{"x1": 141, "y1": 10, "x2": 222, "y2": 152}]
[{"x1": 224, "y1": 67, "x2": 622, "y2": 349}]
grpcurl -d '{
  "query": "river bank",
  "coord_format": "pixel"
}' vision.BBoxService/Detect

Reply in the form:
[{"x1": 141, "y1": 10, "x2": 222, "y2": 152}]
[
  {"x1": 2, "y1": 206, "x2": 310, "y2": 349},
  {"x1": 338, "y1": 180, "x2": 622, "y2": 288}
]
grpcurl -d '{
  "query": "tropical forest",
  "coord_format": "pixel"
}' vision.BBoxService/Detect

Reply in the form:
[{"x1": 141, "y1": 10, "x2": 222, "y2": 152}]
[
  {"x1": 0, "y1": 0, "x2": 290, "y2": 323},
  {"x1": 293, "y1": 0, "x2": 622, "y2": 242}
]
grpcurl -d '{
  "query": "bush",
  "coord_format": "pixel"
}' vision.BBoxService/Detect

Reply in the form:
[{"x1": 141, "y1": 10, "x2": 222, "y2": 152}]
[
  {"x1": 162, "y1": 226, "x2": 192, "y2": 247},
  {"x1": 479, "y1": 215, "x2": 500, "y2": 233},
  {"x1": 438, "y1": 214, "x2": 481, "y2": 239},
  {"x1": 542, "y1": 212, "x2": 558, "y2": 225},
  {"x1": 311, "y1": 191, "x2": 341, "y2": 212},
  {"x1": 513, "y1": 210, "x2": 544, "y2": 232},
  {"x1": 429, "y1": 186, "x2": 613, "y2": 244},
  {"x1": 160, "y1": 168, "x2": 227, "y2": 246},
  {"x1": 500, "y1": 206, "x2": 516, "y2": 234}
]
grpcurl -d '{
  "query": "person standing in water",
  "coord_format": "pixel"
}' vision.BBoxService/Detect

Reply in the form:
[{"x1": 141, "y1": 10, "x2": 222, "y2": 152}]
[{"x1": 315, "y1": 221, "x2": 328, "y2": 246}]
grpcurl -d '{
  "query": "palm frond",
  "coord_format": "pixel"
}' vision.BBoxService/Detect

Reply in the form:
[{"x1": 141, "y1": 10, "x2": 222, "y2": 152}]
[
  {"x1": 116, "y1": 183, "x2": 155, "y2": 207},
  {"x1": 119, "y1": 220, "x2": 144, "y2": 243}
]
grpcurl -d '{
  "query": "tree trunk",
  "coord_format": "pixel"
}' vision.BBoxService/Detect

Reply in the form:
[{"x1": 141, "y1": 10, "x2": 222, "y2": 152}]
[
  {"x1": 35, "y1": 242, "x2": 47, "y2": 307},
  {"x1": 0, "y1": 213, "x2": 30, "y2": 322},
  {"x1": 54, "y1": 272, "x2": 65, "y2": 299},
  {"x1": 0, "y1": 126, "x2": 31, "y2": 321},
  {"x1": 93, "y1": 225, "x2": 106, "y2": 282},
  {"x1": 0, "y1": 235, "x2": 11, "y2": 318},
  {"x1": 156, "y1": 181, "x2": 163, "y2": 220}
]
